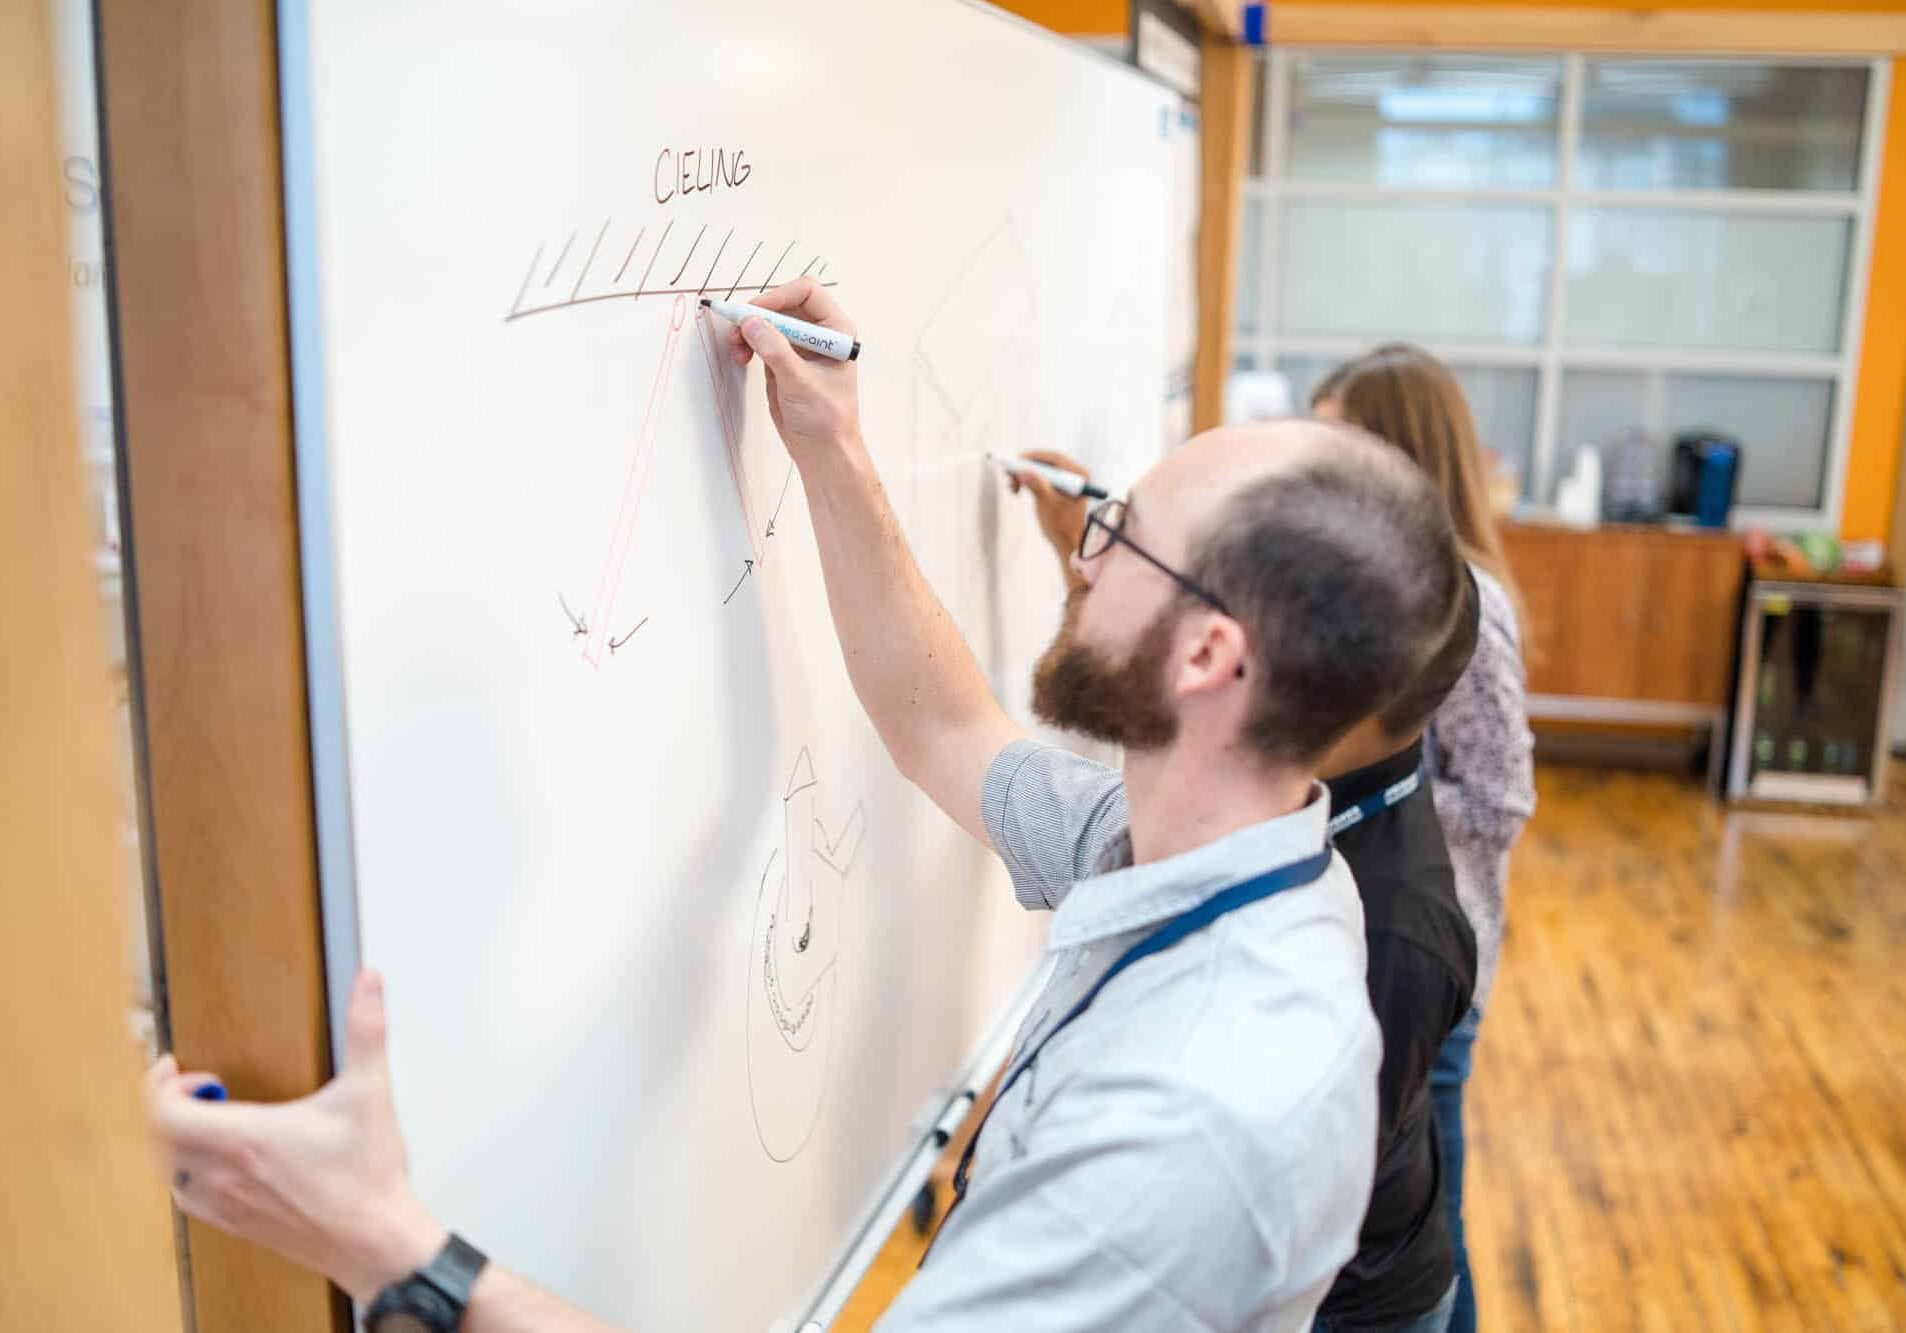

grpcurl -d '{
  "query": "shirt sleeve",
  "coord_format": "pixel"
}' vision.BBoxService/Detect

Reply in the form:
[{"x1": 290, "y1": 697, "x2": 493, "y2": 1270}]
[
  {"x1": 981, "y1": 740, "x2": 1130, "y2": 912},
  {"x1": 1428, "y1": 572, "x2": 1536, "y2": 856},
  {"x1": 876, "y1": 1069, "x2": 1363, "y2": 1333}
]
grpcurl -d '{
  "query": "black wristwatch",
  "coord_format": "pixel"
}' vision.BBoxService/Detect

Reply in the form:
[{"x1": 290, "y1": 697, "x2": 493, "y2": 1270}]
[{"x1": 363, "y1": 1234, "x2": 488, "y2": 1333}]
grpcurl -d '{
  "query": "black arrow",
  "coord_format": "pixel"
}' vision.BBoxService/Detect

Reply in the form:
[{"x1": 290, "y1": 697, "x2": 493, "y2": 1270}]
[
  {"x1": 723, "y1": 559, "x2": 755, "y2": 605},
  {"x1": 608, "y1": 617, "x2": 648, "y2": 653},
  {"x1": 557, "y1": 590, "x2": 587, "y2": 638},
  {"x1": 764, "y1": 464, "x2": 795, "y2": 539}
]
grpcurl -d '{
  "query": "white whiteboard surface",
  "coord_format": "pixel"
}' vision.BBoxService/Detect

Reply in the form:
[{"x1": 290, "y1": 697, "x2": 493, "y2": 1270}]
[{"x1": 281, "y1": 4, "x2": 1183, "y2": 1328}]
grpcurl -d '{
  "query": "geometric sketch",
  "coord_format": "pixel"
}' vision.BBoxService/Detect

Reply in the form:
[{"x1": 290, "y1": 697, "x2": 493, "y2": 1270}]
[
  {"x1": 510, "y1": 216, "x2": 831, "y2": 659},
  {"x1": 508, "y1": 217, "x2": 831, "y2": 659},
  {"x1": 906, "y1": 215, "x2": 1041, "y2": 649},
  {"x1": 746, "y1": 747, "x2": 866, "y2": 1163},
  {"x1": 694, "y1": 309, "x2": 798, "y2": 606}
]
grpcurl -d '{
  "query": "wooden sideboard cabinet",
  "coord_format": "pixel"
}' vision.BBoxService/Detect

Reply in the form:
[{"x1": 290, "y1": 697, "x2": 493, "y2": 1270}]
[{"x1": 1498, "y1": 521, "x2": 1745, "y2": 779}]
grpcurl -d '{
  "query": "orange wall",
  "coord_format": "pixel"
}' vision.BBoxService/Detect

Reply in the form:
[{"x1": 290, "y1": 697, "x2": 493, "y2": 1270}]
[
  {"x1": 1843, "y1": 59, "x2": 1906, "y2": 542},
  {"x1": 1004, "y1": 0, "x2": 1906, "y2": 22},
  {"x1": 990, "y1": 0, "x2": 1126, "y2": 35},
  {"x1": 1001, "y1": 0, "x2": 1906, "y2": 26},
  {"x1": 1279, "y1": 0, "x2": 1906, "y2": 9}
]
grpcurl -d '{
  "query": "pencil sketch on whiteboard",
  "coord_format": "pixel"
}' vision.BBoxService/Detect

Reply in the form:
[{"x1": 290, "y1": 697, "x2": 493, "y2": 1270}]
[
  {"x1": 907, "y1": 216, "x2": 1043, "y2": 645},
  {"x1": 504, "y1": 216, "x2": 835, "y2": 324},
  {"x1": 511, "y1": 217, "x2": 829, "y2": 658},
  {"x1": 747, "y1": 747, "x2": 866, "y2": 1163}
]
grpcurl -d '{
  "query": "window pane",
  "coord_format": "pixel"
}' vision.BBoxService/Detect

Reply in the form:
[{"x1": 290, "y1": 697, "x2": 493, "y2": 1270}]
[
  {"x1": 1237, "y1": 194, "x2": 1264, "y2": 337},
  {"x1": 1558, "y1": 369, "x2": 1834, "y2": 510},
  {"x1": 1452, "y1": 365, "x2": 1540, "y2": 495},
  {"x1": 1227, "y1": 366, "x2": 1296, "y2": 422},
  {"x1": 1579, "y1": 61, "x2": 1870, "y2": 192},
  {"x1": 1281, "y1": 356, "x2": 1538, "y2": 496},
  {"x1": 1281, "y1": 200, "x2": 1551, "y2": 344},
  {"x1": 1668, "y1": 373, "x2": 1834, "y2": 509},
  {"x1": 1275, "y1": 354, "x2": 1334, "y2": 412},
  {"x1": 1280, "y1": 53, "x2": 1562, "y2": 187},
  {"x1": 1564, "y1": 209, "x2": 1850, "y2": 355},
  {"x1": 1557, "y1": 369, "x2": 1647, "y2": 456},
  {"x1": 1282, "y1": 54, "x2": 1562, "y2": 188}
]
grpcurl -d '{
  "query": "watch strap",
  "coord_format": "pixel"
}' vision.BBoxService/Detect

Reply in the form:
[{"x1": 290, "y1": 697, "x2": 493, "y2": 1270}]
[
  {"x1": 366, "y1": 1234, "x2": 488, "y2": 1332},
  {"x1": 416, "y1": 1233, "x2": 488, "y2": 1310}
]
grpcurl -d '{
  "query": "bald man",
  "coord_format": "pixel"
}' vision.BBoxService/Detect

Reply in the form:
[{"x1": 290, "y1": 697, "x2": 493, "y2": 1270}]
[{"x1": 148, "y1": 281, "x2": 1470, "y2": 1333}]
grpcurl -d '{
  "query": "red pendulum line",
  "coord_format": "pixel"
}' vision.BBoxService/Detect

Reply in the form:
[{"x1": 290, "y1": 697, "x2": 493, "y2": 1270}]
[{"x1": 582, "y1": 294, "x2": 688, "y2": 667}]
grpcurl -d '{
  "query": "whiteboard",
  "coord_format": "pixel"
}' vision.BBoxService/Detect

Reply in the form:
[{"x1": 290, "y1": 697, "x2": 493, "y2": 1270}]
[{"x1": 280, "y1": 3, "x2": 1184, "y2": 1328}]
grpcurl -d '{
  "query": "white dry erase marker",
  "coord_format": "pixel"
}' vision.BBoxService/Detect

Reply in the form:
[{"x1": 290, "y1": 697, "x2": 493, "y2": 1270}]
[
  {"x1": 700, "y1": 298, "x2": 860, "y2": 362},
  {"x1": 987, "y1": 453, "x2": 1111, "y2": 501}
]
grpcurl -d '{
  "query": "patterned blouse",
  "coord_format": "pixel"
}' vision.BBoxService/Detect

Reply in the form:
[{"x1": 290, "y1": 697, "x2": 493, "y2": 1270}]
[{"x1": 1426, "y1": 565, "x2": 1536, "y2": 1011}]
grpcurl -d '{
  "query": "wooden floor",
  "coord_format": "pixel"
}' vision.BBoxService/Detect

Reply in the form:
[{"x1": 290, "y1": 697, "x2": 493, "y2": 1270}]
[{"x1": 836, "y1": 762, "x2": 1906, "y2": 1331}]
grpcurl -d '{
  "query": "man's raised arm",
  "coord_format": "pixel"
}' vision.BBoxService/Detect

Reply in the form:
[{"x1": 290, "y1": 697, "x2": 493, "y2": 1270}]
[{"x1": 724, "y1": 279, "x2": 1022, "y2": 843}]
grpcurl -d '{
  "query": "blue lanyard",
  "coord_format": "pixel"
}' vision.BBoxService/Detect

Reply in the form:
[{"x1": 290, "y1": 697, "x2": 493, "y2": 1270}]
[
  {"x1": 928, "y1": 845, "x2": 1334, "y2": 1260},
  {"x1": 1326, "y1": 764, "x2": 1423, "y2": 838}
]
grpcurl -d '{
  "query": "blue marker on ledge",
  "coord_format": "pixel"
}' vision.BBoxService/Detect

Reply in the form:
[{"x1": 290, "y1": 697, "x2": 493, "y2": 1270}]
[{"x1": 193, "y1": 1083, "x2": 228, "y2": 1102}]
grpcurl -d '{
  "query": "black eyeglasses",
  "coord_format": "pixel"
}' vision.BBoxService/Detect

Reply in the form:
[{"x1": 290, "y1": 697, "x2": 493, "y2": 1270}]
[{"x1": 1078, "y1": 498, "x2": 1230, "y2": 615}]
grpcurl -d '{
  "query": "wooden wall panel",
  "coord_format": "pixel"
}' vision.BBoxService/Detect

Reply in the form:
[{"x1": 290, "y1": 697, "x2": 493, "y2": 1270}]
[
  {"x1": 95, "y1": 0, "x2": 342, "y2": 1328},
  {"x1": 1194, "y1": 35, "x2": 1256, "y2": 432},
  {"x1": 0, "y1": 1, "x2": 184, "y2": 1326},
  {"x1": 1640, "y1": 534, "x2": 1748, "y2": 707},
  {"x1": 1502, "y1": 523, "x2": 1743, "y2": 706}
]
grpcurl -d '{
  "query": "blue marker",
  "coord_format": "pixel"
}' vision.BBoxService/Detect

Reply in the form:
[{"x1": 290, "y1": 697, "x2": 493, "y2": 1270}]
[
  {"x1": 193, "y1": 1083, "x2": 228, "y2": 1102},
  {"x1": 700, "y1": 298, "x2": 860, "y2": 362}
]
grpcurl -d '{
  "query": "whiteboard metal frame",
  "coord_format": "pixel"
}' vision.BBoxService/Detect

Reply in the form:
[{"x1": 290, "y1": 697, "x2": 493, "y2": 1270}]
[
  {"x1": 798, "y1": 957, "x2": 1053, "y2": 1329},
  {"x1": 276, "y1": 0, "x2": 363, "y2": 1067}
]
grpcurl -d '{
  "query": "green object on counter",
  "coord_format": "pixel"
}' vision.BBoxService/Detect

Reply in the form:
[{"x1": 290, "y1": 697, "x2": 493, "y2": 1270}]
[{"x1": 1796, "y1": 531, "x2": 1841, "y2": 572}]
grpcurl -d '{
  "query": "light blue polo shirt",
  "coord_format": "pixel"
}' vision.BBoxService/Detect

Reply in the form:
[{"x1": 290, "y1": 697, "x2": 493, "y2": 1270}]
[{"x1": 880, "y1": 740, "x2": 1382, "y2": 1332}]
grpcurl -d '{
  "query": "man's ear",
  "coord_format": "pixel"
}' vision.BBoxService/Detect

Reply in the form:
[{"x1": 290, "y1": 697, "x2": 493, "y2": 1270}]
[{"x1": 1177, "y1": 613, "x2": 1249, "y2": 698}]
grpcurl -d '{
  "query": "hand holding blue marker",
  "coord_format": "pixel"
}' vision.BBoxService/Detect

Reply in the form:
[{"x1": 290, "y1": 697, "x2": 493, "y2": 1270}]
[
  {"x1": 700, "y1": 298, "x2": 860, "y2": 362},
  {"x1": 987, "y1": 453, "x2": 1110, "y2": 501}
]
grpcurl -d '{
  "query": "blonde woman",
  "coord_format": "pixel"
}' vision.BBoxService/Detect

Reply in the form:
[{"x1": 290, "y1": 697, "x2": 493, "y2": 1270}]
[{"x1": 1315, "y1": 346, "x2": 1536, "y2": 1333}]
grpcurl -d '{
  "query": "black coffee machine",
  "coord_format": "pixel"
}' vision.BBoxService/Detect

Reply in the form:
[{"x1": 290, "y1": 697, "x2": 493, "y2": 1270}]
[{"x1": 1667, "y1": 431, "x2": 1742, "y2": 528}]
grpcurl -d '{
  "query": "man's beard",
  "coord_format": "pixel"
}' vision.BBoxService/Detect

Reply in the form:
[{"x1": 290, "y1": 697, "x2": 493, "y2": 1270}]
[{"x1": 1030, "y1": 587, "x2": 1180, "y2": 750}]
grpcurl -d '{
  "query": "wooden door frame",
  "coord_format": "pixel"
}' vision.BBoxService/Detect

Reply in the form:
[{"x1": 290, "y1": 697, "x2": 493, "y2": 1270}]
[
  {"x1": 96, "y1": 0, "x2": 343, "y2": 1328},
  {"x1": 1194, "y1": 30, "x2": 1258, "y2": 432},
  {"x1": 1, "y1": 2, "x2": 186, "y2": 1326}
]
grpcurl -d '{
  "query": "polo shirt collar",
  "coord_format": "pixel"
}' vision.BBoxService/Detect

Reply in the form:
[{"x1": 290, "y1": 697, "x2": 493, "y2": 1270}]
[
  {"x1": 1045, "y1": 781, "x2": 1332, "y2": 952},
  {"x1": 1325, "y1": 738, "x2": 1424, "y2": 811}
]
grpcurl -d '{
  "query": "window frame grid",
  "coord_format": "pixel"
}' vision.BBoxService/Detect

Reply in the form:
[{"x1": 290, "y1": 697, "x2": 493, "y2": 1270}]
[{"x1": 1246, "y1": 47, "x2": 1891, "y2": 530}]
